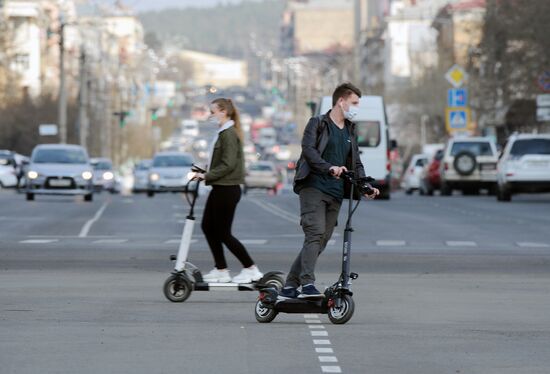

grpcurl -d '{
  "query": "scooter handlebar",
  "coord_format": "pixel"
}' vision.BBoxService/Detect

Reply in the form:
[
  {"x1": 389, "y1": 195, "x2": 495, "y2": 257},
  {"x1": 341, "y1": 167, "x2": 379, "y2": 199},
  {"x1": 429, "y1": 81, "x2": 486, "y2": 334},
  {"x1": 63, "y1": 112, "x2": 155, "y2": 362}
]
[
  {"x1": 340, "y1": 171, "x2": 375, "y2": 195},
  {"x1": 191, "y1": 164, "x2": 207, "y2": 174}
]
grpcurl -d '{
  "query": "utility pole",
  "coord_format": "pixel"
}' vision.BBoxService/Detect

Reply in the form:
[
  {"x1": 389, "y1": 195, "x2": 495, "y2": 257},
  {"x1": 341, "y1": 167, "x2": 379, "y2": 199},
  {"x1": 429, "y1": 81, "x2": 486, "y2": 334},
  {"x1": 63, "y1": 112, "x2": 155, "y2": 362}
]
[
  {"x1": 77, "y1": 48, "x2": 89, "y2": 147},
  {"x1": 57, "y1": 17, "x2": 67, "y2": 144}
]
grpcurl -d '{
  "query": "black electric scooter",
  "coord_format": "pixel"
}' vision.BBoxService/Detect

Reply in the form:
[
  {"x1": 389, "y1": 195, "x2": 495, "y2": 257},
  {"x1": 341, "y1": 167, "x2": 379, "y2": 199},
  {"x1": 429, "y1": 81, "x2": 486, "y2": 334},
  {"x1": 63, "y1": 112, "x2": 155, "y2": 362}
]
[
  {"x1": 254, "y1": 171, "x2": 375, "y2": 324},
  {"x1": 163, "y1": 165, "x2": 285, "y2": 303}
]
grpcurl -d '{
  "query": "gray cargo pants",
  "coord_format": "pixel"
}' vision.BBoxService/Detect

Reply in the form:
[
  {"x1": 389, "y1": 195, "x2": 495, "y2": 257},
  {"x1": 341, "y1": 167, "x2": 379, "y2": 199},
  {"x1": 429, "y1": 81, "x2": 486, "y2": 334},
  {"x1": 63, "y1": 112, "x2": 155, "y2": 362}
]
[{"x1": 285, "y1": 187, "x2": 341, "y2": 288}]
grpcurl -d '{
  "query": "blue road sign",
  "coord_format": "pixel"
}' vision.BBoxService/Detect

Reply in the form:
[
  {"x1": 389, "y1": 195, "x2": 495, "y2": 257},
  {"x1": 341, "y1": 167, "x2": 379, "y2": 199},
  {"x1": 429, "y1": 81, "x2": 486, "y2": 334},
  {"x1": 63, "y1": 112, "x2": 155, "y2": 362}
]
[
  {"x1": 447, "y1": 88, "x2": 468, "y2": 107},
  {"x1": 449, "y1": 110, "x2": 467, "y2": 129}
]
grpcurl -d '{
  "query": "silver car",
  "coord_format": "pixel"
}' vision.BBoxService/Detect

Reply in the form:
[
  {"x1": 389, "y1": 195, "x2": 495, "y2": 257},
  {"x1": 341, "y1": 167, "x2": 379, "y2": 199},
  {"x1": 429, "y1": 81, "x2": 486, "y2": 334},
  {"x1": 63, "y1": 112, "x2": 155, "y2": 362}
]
[
  {"x1": 91, "y1": 157, "x2": 119, "y2": 193},
  {"x1": 25, "y1": 144, "x2": 94, "y2": 201},
  {"x1": 132, "y1": 159, "x2": 152, "y2": 193},
  {"x1": 147, "y1": 152, "x2": 196, "y2": 197}
]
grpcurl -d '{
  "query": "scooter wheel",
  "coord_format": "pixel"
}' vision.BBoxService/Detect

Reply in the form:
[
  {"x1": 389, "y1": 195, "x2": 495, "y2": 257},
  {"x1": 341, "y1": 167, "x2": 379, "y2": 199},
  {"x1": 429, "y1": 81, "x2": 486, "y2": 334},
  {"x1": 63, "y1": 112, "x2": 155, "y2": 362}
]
[
  {"x1": 262, "y1": 274, "x2": 285, "y2": 291},
  {"x1": 163, "y1": 274, "x2": 192, "y2": 303},
  {"x1": 328, "y1": 294, "x2": 355, "y2": 325},
  {"x1": 255, "y1": 300, "x2": 277, "y2": 323}
]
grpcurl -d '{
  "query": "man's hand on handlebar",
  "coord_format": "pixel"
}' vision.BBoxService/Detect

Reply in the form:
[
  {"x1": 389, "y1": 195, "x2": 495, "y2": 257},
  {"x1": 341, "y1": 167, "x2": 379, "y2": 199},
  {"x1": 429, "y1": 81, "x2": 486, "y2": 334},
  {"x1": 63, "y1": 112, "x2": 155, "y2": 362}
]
[
  {"x1": 329, "y1": 165, "x2": 348, "y2": 179},
  {"x1": 364, "y1": 186, "x2": 380, "y2": 200},
  {"x1": 190, "y1": 172, "x2": 205, "y2": 181}
]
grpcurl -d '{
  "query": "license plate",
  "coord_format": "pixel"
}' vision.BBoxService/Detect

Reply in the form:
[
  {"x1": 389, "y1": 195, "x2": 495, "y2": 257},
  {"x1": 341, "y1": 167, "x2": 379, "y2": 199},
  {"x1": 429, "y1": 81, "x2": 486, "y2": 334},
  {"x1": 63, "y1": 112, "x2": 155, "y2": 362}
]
[{"x1": 49, "y1": 179, "x2": 71, "y2": 187}]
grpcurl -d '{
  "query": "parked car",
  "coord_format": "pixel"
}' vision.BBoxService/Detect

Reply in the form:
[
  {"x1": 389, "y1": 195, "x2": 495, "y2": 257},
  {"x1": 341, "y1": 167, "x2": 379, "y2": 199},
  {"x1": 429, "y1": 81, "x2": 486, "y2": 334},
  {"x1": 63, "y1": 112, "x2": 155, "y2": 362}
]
[
  {"x1": 132, "y1": 159, "x2": 152, "y2": 193},
  {"x1": 147, "y1": 152, "x2": 195, "y2": 197},
  {"x1": 402, "y1": 154, "x2": 428, "y2": 194},
  {"x1": 244, "y1": 161, "x2": 279, "y2": 193},
  {"x1": 496, "y1": 134, "x2": 550, "y2": 202},
  {"x1": 25, "y1": 144, "x2": 94, "y2": 201},
  {"x1": 439, "y1": 137, "x2": 498, "y2": 196},
  {"x1": 181, "y1": 119, "x2": 200, "y2": 138},
  {"x1": 419, "y1": 149, "x2": 444, "y2": 196},
  {"x1": 0, "y1": 151, "x2": 18, "y2": 188},
  {"x1": 91, "y1": 158, "x2": 119, "y2": 193}
]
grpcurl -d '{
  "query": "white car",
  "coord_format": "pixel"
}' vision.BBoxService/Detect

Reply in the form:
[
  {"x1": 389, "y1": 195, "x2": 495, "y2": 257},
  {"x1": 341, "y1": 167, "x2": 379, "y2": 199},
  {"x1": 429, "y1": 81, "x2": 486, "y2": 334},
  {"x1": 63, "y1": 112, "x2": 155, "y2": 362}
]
[
  {"x1": 147, "y1": 152, "x2": 196, "y2": 197},
  {"x1": 0, "y1": 164, "x2": 18, "y2": 188},
  {"x1": 244, "y1": 161, "x2": 279, "y2": 193},
  {"x1": 440, "y1": 137, "x2": 498, "y2": 196},
  {"x1": 496, "y1": 134, "x2": 550, "y2": 202},
  {"x1": 25, "y1": 144, "x2": 94, "y2": 201},
  {"x1": 132, "y1": 159, "x2": 152, "y2": 193},
  {"x1": 402, "y1": 154, "x2": 428, "y2": 194}
]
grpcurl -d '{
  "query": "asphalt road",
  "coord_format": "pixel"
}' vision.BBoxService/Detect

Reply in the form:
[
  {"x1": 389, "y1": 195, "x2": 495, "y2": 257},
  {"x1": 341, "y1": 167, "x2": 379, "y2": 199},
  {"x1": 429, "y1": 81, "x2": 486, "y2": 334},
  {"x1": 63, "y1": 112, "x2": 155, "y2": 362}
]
[{"x1": 1, "y1": 187, "x2": 550, "y2": 374}]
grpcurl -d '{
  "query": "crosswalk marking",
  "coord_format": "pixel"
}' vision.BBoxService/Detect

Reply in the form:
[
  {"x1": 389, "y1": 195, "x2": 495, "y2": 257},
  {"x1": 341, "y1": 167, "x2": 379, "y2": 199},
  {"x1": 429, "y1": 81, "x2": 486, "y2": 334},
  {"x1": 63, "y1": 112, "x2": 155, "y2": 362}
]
[
  {"x1": 517, "y1": 242, "x2": 550, "y2": 248},
  {"x1": 19, "y1": 239, "x2": 58, "y2": 244},
  {"x1": 446, "y1": 241, "x2": 477, "y2": 247},
  {"x1": 92, "y1": 239, "x2": 128, "y2": 244},
  {"x1": 241, "y1": 239, "x2": 268, "y2": 245},
  {"x1": 376, "y1": 240, "x2": 406, "y2": 246}
]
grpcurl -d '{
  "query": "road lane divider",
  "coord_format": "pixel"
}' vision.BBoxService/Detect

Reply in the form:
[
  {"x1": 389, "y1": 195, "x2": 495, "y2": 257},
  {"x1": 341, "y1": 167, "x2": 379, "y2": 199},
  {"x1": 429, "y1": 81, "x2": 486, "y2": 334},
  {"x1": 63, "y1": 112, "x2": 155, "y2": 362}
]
[
  {"x1": 78, "y1": 201, "x2": 109, "y2": 238},
  {"x1": 248, "y1": 198, "x2": 300, "y2": 224},
  {"x1": 304, "y1": 314, "x2": 342, "y2": 373}
]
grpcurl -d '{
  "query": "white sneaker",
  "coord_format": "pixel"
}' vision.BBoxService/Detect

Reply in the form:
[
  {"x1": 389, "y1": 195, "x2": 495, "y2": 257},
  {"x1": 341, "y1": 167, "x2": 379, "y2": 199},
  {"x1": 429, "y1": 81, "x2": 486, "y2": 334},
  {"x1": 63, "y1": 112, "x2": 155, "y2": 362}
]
[
  {"x1": 202, "y1": 268, "x2": 231, "y2": 283},
  {"x1": 231, "y1": 265, "x2": 264, "y2": 284}
]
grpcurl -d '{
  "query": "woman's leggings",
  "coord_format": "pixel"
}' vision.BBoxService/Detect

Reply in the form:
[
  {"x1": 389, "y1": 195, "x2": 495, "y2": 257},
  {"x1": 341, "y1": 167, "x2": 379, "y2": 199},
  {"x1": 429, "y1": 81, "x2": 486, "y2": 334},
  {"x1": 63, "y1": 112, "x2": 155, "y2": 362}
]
[{"x1": 201, "y1": 185, "x2": 254, "y2": 269}]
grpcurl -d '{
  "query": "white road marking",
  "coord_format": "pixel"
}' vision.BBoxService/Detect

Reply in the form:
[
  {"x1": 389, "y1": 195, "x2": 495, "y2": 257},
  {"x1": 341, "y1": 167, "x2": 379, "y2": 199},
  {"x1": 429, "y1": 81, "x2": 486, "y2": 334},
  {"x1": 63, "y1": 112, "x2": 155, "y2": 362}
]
[
  {"x1": 92, "y1": 239, "x2": 128, "y2": 244},
  {"x1": 517, "y1": 242, "x2": 550, "y2": 248},
  {"x1": 446, "y1": 241, "x2": 477, "y2": 247},
  {"x1": 313, "y1": 339, "x2": 331, "y2": 345},
  {"x1": 316, "y1": 348, "x2": 334, "y2": 353},
  {"x1": 321, "y1": 366, "x2": 342, "y2": 373},
  {"x1": 78, "y1": 202, "x2": 109, "y2": 238},
  {"x1": 19, "y1": 239, "x2": 58, "y2": 244},
  {"x1": 376, "y1": 240, "x2": 406, "y2": 246},
  {"x1": 305, "y1": 319, "x2": 322, "y2": 324},
  {"x1": 311, "y1": 330, "x2": 329, "y2": 336},
  {"x1": 309, "y1": 325, "x2": 326, "y2": 329},
  {"x1": 241, "y1": 239, "x2": 268, "y2": 245},
  {"x1": 249, "y1": 199, "x2": 300, "y2": 224},
  {"x1": 319, "y1": 356, "x2": 338, "y2": 363},
  {"x1": 327, "y1": 239, "x2": 336, "y2": 246},
  {"x1": 122, "y1": 199, "x2": 134, "y2": 204}
]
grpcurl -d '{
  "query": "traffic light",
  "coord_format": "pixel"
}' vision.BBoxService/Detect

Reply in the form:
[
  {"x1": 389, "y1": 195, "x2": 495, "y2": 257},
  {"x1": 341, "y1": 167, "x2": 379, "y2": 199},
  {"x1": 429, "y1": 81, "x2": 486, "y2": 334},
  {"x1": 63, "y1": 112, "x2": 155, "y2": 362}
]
[
  {"x1": 151, "y1": 108, "x2": 159, "y2": 123},
  {"x1": 113, "y1": 110, "x2": 130, "y2": 128}
]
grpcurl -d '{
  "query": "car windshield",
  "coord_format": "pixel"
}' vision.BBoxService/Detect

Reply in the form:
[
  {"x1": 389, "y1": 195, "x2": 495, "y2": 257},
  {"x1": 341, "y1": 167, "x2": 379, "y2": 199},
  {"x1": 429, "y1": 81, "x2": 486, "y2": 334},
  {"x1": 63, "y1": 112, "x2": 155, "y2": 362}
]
[
  {"x1": 93, "y1": 161, "x2": 112, "y2": 170},
  {"x1": 249, "y1": 164, "x2": 273, "y2": 171},
  {"x1": 450, "y1": 142, "x2": 494, "y2": 156},
  {"x1": 356, "y1": 121, "x2": 381, "y2": 147},
  {"x1": 33, "y1": 149, "x2": 87, "y2": 164},
  {"x1": 153, "y1": 155, "x2": 193, "y2": 167},
  {"x1": 136, "y1": 161, "x2": 151, "y2": 170},
  {"x1": 510, "y1": 139, "x2": 550, "y2": 156}
]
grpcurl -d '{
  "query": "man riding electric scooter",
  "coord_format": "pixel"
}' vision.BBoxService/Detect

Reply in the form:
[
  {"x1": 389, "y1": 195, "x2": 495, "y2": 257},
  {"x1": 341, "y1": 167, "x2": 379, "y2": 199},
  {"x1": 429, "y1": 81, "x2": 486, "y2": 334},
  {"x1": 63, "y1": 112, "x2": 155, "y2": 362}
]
[{"x1": 280, "y1": 82, "x2": 380, "y2": 300}]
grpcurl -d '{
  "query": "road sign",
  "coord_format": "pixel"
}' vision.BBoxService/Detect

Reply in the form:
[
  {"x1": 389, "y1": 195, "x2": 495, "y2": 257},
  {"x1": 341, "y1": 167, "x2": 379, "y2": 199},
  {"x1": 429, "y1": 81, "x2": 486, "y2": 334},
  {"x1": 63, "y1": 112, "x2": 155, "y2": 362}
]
[
  {"x1": 536, "y1": 94, "x2": 550, "y2": 107},
  {"x1": 447, "y1": 88, "x2": 468, "y2": 107},
  {"x1": 445, "y1": 64, "x2": 468, "y2": 88},
  {"x1": 445, "y1": 107, "x2": 471, "y2": 132},
  {"x1": 537, "y1": 71, "x2": 550, "y2": 92},
  {"x1": 39, "y1": 124, "x2": 58, "y2": 136},
  {"x1": 537, "y1": 107, "x2": 550, "y2": 122}
]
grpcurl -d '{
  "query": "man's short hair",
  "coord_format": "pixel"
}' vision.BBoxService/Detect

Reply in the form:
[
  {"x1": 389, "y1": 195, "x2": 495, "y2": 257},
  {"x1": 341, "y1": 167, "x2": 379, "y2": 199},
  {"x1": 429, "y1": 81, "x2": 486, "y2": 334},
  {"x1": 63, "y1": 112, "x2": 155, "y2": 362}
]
[{"x1": 332, "y1": 83, "x2": 362, "y2": 106}]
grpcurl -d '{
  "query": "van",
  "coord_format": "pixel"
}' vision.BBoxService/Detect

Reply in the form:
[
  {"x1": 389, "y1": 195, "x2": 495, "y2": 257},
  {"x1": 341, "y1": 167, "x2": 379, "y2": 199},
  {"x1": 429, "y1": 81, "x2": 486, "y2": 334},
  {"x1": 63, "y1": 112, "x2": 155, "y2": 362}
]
[
  {"x1": 317, "y1": 96, "x2": 392, "y2": 199},
  {"x1": 181, "y1": 119, "x2": 199, "y2": 138}
]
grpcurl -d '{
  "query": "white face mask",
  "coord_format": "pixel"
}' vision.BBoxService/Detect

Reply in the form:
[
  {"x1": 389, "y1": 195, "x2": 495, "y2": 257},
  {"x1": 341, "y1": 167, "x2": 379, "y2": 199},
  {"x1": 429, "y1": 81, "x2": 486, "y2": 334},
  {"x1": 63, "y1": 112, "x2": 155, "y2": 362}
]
[
  {"x1": 209, "y1": 115, "x2": 221, "y2": 125},
  {"x1": 341, "y1": 103, "x2": 359, "y2": 121}
]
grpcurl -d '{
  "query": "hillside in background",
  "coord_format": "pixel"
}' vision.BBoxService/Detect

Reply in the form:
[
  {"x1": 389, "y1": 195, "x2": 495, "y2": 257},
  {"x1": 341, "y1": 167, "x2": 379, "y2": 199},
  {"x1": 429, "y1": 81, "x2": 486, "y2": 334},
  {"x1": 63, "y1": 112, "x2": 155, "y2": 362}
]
[{"x1": 138, "y1": 0, "x2": 284, "y2": 59}]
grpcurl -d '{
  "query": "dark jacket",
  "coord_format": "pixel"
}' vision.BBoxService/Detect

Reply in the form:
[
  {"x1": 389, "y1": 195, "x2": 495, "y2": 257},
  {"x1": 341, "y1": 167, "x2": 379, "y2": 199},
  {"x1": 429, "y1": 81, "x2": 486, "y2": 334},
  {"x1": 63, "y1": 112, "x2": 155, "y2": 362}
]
[
  {"x1": 205, "y1": 126, "x2": 245, "y2": 186},
  {"x1": 293, "y1": 111, "x2": 366, "y2": 199}
]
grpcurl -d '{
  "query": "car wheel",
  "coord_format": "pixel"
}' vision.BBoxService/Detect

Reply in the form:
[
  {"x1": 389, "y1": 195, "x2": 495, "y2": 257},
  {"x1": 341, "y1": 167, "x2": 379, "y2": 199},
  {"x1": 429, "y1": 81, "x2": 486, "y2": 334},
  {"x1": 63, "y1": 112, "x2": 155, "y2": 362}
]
[
  {"x1": 26, "y1": 192, "x2": 34, "y2": 201},
  {"x1": 497, "y1": 185, "x2": 512, "y2": 202},
  {"x1": 405, "y1": 188, "x2": 413, "y2": 195},
  {"x1": 84, "y1": 193, "x2": 93, "y2": 202},
  {"x1": 440, "y1": 182, "x2": 452, "y2": 196},
  {"x1": 147, "y1": 191, "x2": 154, "y2": 198}
]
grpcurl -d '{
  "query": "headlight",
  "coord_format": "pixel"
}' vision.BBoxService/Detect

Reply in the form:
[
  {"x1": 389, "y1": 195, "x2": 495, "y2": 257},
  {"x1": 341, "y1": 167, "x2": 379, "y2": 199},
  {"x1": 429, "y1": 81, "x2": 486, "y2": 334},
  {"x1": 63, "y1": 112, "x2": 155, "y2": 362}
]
[
  {"x1": 82, "y1": 171, "x2": 93, "y2": 180},
  {"x1": 103, "y1": 171, "x2": 114, "y2": 180},
  {"x1": 150, "y1": 173, "x2": 160, "y2": 181},
  {"x1": 27, "y1": 170, "x2": 39, "y2": 179}
]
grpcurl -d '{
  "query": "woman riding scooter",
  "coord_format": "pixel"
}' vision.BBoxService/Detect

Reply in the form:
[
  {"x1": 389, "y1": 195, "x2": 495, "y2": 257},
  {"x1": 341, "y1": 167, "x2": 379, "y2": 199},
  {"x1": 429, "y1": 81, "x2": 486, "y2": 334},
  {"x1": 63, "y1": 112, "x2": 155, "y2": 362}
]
[{"x1": 193, "y1": 98, "x2": 263, "y2": 284}]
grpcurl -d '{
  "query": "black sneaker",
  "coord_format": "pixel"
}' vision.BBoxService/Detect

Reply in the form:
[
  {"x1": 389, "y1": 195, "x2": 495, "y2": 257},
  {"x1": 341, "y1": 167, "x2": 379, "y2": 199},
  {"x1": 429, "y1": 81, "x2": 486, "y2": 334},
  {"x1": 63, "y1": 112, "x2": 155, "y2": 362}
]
[
  {"x1": 278, "y1": 287, "x2": 300, "y2": 299},
  {"x1": 298, "y1": 284, "x2": 324, "y2": 299}
]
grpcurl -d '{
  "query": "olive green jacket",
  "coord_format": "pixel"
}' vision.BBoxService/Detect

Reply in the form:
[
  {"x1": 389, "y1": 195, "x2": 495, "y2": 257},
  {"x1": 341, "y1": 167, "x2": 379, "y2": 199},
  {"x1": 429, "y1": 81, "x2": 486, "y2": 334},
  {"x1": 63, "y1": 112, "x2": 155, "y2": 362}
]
[{"x1": 205, "y1": 126, "x2": 245, "y2": 186}]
